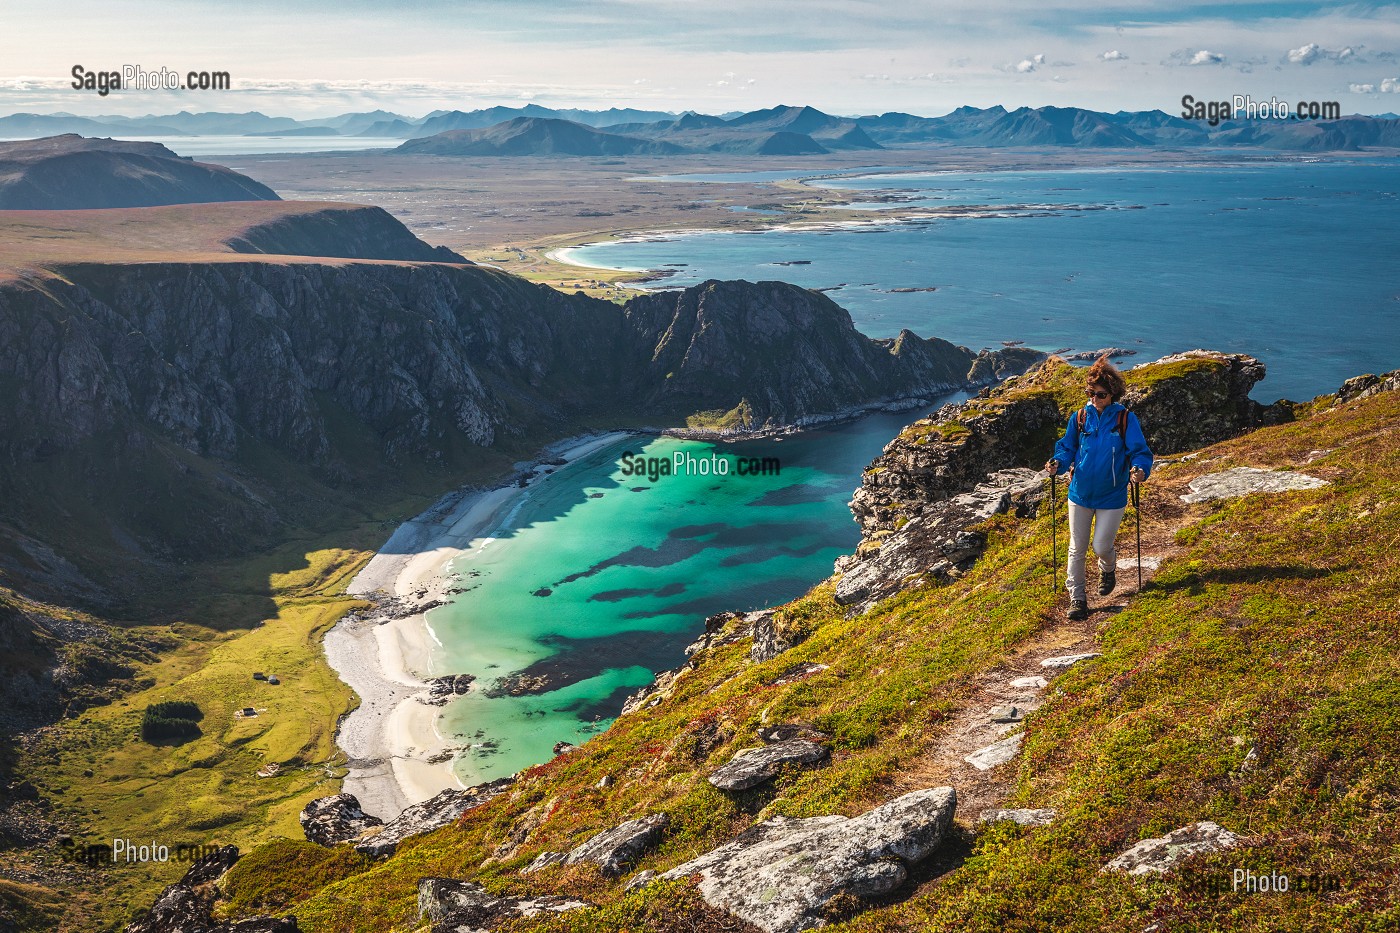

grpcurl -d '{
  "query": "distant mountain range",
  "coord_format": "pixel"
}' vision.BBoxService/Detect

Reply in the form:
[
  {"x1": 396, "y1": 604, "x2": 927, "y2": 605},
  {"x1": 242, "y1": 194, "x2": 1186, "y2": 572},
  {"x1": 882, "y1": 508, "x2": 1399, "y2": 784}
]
[{"x1": 3, "y1": 104, "x2": 1400, "y2": 154}]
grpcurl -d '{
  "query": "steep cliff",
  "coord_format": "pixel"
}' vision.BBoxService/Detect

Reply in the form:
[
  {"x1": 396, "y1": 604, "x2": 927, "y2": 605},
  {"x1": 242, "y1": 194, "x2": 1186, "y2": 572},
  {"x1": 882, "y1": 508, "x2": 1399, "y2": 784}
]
[
  {"x1": 622, "y1": 280, "x2": 1041, "y2": 429},
  {"x1": 0, "y1": 266, "x2": 1037, "y2": 598}
]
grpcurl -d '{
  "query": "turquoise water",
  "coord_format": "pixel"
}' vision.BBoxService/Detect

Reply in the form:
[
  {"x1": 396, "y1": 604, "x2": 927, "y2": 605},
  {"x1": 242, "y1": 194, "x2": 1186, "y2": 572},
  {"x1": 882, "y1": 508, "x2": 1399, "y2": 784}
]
[
  {"x1": 430, "y1": 410, "x2": 925, "y2": 784},
  {"x1": 576, "y1": 161, "x2": 1400, "y2": 402}
]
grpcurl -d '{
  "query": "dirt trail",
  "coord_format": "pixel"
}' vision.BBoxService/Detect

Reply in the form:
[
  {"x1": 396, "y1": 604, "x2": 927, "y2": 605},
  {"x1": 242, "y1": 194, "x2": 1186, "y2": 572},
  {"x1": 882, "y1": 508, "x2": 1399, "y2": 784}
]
[{"x1": 891, "y1": 482, "x2": 1191, "y2": 823}]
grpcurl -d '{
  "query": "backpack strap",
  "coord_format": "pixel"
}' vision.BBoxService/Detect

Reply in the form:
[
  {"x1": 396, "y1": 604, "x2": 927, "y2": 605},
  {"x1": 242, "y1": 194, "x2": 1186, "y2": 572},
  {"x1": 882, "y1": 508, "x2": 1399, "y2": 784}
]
[{"x1": 1077, "y1": 406, "x2": 1130, "y2": 435}]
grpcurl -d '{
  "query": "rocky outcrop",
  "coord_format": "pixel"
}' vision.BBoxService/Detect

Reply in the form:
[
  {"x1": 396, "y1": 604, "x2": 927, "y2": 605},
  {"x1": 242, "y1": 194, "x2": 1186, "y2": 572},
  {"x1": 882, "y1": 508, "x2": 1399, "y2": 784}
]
[
  {"x1": 657, "y1": 787, "x2": 956, "y2": 933},
  {"x1": 416, "y1": 879, "x2": 589, "y2": 933},
  {"x1": 622, "y1": 280, "x2": 1042, "y2": 432},
  {"x1": 124, "y1": 845, "x2": 297, "y2": 933},
  {"x1": 850, "y1": 393, "x2": 1061, "y2": 540},
  {"x1": 300, "y1": 794, "x2": 383, "y2": 847},
  {"x1": 1335, "y1": 368, "x2": 1400, "y2": 405},
  {"x1": 423, "y1": 674, "x2": 476, "y2": 706},
  {"x1": 524, "y1": 812, "x2": 669, "y2": 878},
  {"x1": 838, "y1": 352, "x2": 1282, "y2": 615},
  {"x1": 836, "y1": 468, "x2": 1044, "y2": 611},
  {"x1": 1120, "y1": 351, "x2": 1290, "y2": 453},
  {"x1": 748, "y1": 610, "x2": 791, "y2": 662},
  {"x1": 355, "y1": 778, "x2": 513, "y2": 858},
  {"x1": 708, "y1": 740, "x2": 830, "y2": 791},
  {"x1": 1102, "y1": 821, "x2": 1241, "y2": 875}
]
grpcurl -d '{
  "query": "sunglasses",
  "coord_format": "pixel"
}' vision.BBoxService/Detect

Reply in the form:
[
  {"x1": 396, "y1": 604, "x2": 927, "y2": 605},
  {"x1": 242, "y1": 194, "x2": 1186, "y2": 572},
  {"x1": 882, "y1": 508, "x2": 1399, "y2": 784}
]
[{"x1": 1086, "y1": 389, "x2": 1110, "y2": 399}]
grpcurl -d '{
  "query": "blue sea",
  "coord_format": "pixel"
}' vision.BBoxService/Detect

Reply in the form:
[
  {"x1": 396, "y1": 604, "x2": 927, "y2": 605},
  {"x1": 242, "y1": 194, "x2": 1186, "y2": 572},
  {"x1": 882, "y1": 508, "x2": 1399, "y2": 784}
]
[{"x1": 570, "y1": 160, "x2": 1400, "y2": 402}]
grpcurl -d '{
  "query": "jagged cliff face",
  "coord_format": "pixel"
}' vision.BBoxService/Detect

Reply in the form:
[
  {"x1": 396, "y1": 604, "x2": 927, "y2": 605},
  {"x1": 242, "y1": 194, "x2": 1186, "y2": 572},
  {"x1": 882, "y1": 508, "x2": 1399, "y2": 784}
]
[
  {"x1": 0, "y1": 265, "x2": 1036, "y2": 591},
  {"x1": 622, "y1": 280, "x2": 1040, "y2": 428}
]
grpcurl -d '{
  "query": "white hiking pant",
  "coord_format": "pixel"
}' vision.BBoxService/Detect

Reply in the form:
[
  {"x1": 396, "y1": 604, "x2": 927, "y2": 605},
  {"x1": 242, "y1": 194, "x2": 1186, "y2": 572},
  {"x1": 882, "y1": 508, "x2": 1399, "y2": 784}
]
[{"x1": 1065, "y1": 501, "x2": 1126, "y2": 603}]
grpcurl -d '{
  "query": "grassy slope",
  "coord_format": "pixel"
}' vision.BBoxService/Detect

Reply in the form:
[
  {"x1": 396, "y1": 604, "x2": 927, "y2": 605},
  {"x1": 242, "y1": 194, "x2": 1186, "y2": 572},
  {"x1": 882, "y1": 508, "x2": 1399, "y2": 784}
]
[
  {"x1": 220, "y1": 384, "x2": 1398, "y2": 932},
  {"x1": 3, "y1": 425, "x2": 538, "y2": 931}
]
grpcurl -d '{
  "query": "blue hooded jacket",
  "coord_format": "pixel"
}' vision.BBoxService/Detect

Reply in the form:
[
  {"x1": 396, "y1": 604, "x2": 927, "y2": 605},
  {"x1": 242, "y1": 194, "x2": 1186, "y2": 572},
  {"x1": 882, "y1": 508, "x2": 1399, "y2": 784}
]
[{"x1": 1052, "y1": 402, "x2": 1153, "y2": 510}]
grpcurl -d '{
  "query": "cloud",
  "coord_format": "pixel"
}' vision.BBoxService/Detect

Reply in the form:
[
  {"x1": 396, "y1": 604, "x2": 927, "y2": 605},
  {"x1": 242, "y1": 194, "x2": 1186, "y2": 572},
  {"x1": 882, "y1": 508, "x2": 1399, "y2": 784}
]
[
  {"x1": 1350, "y1": 83, "x2": 1376, "y2": 93},
  {"x1": 1383, "y1": 77, "x2": 1400, "y2": 93},
  {"x1": 1101, "y1": 49, "x2": 1128, "y2": 61},
  {"x1": 1015, "y1": 53, "x2": 1046, "y2": 73},
  {"x1": 1189, "y1": 49, "x2": 1225, "y2": 65},
  {"x1": 1286, "y1": 42, "x2": 1357, "y2": 65}
]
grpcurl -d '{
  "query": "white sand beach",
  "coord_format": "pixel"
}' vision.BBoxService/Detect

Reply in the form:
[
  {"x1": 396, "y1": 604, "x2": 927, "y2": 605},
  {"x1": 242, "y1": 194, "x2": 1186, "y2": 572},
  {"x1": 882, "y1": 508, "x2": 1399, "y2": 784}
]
[{"x1": 324, "y1": 431, "x2": 633, "y2": 820}]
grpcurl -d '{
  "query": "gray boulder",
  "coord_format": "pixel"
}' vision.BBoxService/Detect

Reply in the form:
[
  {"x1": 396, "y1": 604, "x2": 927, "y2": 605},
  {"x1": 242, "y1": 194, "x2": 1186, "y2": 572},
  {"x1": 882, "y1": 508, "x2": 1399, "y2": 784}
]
[
  {"x1": 524, "y1": 812, "x2": 670, "y2": 878},
  {"x1": 300, "y1": 793, "x2": 383, "y2": 847},
  {"x1": 750, "y1": 610, "x2": 792, "y2": 662},
  {"x1": 1180, "y1": 467, "x2": 1328, "y2": 503},
  {"x1": 708, "y1": 739, "x2": 830, "y2": 792},
  {"x1": 660, "y1": 786, "x2": 956, "y2": 933},
  {"x1": 356, "y1": 778, "x2": 513, "y2": 858},
  {"x1": 417, "y1": 878, "x2": 589, "y2": 933},
  {"x1": 964, "y1": 733, "x2": 1022, "y2": 771},
  {"x1": 1103, "y1": 821, "x2": 1241, "y2": 875}
]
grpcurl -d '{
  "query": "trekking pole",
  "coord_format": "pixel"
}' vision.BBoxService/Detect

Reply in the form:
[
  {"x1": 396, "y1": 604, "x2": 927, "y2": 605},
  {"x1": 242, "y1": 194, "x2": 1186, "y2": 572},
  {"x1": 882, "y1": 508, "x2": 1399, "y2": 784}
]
[
  {"x1": 1131, "y1": 480, "x2": 1143, "y2": 590},
  {"x1": 1049, "y1": 472, "x2": 1058, "y2": 594}
]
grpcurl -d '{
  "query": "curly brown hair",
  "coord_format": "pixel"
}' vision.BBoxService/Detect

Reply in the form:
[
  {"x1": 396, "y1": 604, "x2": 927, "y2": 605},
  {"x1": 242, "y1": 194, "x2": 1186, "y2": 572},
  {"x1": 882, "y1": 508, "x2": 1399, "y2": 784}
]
[{"x1": 1085, "y1": 355, "x2": 1127, "y2": 402}]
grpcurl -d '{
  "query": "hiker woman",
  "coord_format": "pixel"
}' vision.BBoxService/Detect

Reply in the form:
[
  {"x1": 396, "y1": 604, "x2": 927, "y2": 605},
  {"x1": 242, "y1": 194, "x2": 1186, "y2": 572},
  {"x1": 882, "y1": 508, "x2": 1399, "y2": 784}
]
[{"x1": 1044, "y1": 356, "x2": 1153, "y2": 620}]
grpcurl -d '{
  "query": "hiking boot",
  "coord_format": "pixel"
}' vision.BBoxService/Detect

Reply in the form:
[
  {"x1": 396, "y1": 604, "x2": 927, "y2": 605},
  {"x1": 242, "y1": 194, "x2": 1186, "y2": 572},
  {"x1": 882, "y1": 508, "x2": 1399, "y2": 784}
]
[
  {"x1": 1067, "y1": 599, "x2": 1088, "y2": 621},
  {"x1": 1098, "y1": 570, "x2": 1117, "y2": 596}
]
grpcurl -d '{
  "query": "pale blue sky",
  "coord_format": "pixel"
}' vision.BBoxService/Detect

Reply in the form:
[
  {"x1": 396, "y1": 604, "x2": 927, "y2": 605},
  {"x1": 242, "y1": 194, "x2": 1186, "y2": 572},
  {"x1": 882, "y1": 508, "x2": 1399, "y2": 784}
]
[{"x1": 3, "y1": 0, "x2": 1398, "y2": 117}]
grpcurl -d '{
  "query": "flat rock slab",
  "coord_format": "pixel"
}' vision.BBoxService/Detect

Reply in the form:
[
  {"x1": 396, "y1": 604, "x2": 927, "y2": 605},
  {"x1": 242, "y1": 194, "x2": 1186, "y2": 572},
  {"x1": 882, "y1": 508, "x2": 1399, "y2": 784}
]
[
  {"x1": 1040, "y1": 653, "x2": 1101, "y2": 670},
  {"x1": 525, "y1": 812, "x2": 670, "y2": 878},
  {"x1": 300, "y1": 793, "x2": 383, "y2": 847},
  {"x1": 709, "y1": 738, "x2": 830, "y2": 791},
  {"x1": 356, "y1": 779, "x2": 513, "y2": 858},
  {"x1": 1009, "y1": 676, "x2": 1048, "y2": 690},
  {"x1": 988, "y1": 705, "x2": 1024, "y2": 723},
  {"x1": 964, "y1": 733, "x2": 1023, "y2": 771},
  {"x1": 1103, "y1": 821, "x2": 1241, "y2": 876},
  {"x1": 979, "y1": 808, "x2": 1056, "y2": 827},
  {"x1": 1116, "y1": 556, "x2": 1161, "y2": 572},
  {"x1": 418, "y1": 879, "x2": 590, "y2": 933},
  {"x1": 659, "y1": 786, "x2": 956, "y2": 933},
  {"x1": 1180, "y1": 467, "x2": 1329, "y2": 503}
]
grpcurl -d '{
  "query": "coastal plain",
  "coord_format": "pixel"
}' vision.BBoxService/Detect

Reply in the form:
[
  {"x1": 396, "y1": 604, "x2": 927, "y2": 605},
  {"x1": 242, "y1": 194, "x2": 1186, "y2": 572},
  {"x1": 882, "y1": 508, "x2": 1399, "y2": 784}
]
[{"x1": 207, "y1": 147, "x2": 1298, "y2": 296}]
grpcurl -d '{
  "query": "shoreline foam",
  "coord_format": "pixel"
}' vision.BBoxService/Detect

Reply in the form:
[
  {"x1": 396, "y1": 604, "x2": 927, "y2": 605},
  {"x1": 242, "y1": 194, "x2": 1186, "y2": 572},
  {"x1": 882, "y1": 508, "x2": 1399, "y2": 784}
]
[{"x1": 327, "y1": 430, "x2": 637, "y2": 819}]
